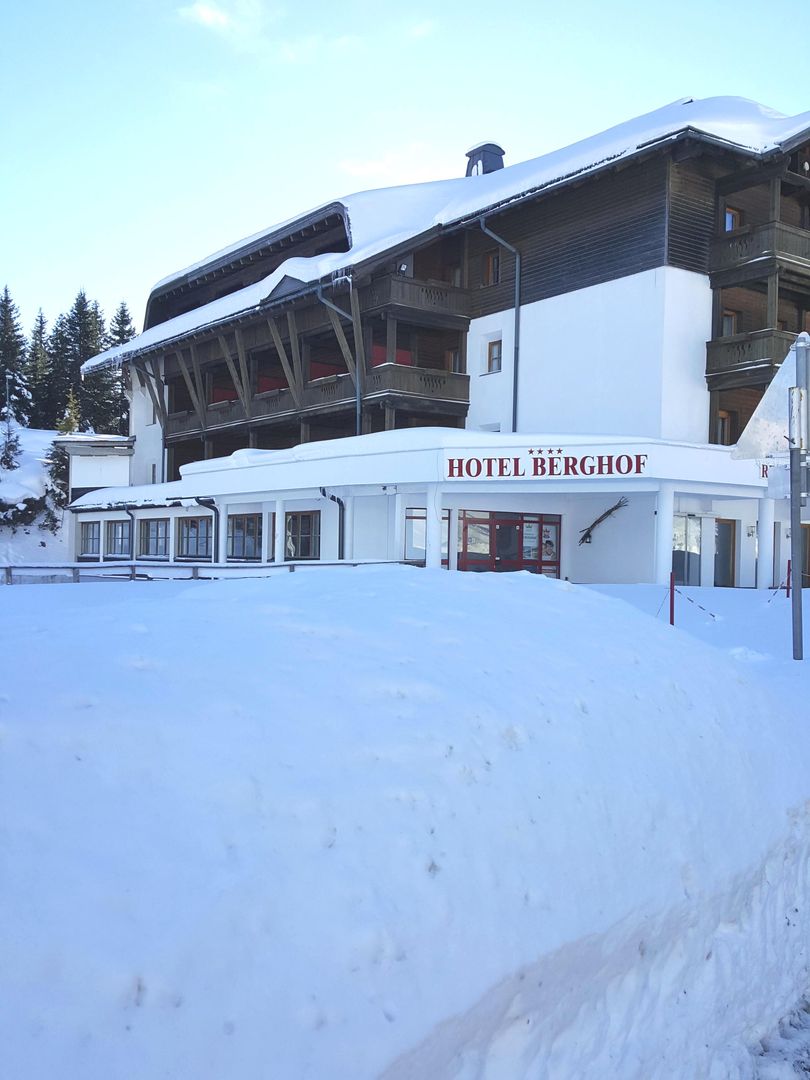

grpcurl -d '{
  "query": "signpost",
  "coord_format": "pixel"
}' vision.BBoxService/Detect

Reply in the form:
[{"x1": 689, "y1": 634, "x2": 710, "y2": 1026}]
[{"x1": 789, "y1": 340, "x2": 809, "y2": 659}]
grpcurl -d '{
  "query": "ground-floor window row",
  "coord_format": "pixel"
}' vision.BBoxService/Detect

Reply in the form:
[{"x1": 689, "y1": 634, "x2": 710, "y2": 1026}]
[{"x1": 77, "y1": 511, "x2": 322, "y2": 562}]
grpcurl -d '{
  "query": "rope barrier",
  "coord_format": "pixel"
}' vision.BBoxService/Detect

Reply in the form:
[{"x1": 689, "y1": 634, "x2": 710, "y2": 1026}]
[
  {"x1": 673, "y1": 588, "x2": 719, "y2": 620},
  {"x1": 654, "y1": 587, "x2": 670, "y2": 620},
  {"x1": 767, "y1": 580, "x2": 787, "y2": 604}
]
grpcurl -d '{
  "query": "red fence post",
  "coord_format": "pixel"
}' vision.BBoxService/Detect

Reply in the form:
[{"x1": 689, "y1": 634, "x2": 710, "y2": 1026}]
[{"x1": 669, "y1": 571, "x2": 675, "y2": 626}]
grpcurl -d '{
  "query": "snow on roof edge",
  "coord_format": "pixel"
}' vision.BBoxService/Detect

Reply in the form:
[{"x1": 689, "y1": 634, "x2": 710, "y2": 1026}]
[{"x1": 82, "y1": 96, "x2": 810, "y2": 376}]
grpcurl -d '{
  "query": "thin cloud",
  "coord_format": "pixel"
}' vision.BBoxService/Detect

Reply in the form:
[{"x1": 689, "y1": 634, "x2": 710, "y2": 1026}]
[
  {"x1": 407, "y1": 19, "x2": 437, "y2": 39},
  {"x1": 178, "y1": 2, "x2": 231, "y2": 30}
]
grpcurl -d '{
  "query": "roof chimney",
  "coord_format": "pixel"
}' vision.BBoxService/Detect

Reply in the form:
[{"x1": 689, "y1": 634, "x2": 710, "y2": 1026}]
[{"x1": 465, "y1": 142, "x2": 505, "y2": 177}]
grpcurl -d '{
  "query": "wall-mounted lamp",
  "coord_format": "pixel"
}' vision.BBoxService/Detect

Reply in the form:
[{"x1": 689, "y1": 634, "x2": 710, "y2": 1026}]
[{"x1": 747, "y1": 525, "x2": 756, "y2": 538}]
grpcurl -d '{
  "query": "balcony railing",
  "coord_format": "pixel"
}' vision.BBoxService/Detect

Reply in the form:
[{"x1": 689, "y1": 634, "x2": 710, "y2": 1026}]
[
  {"x1": 362, "y1": 275, "x2": 470, "y2": 318},
  {"x1": 706, "y1": 329, "x2": 795, "y2": 377},
  {"x1": 710, "y1": 222, "x2": 810, "y2": 273},
  {"x1": 165, "y1": 363, "x2": 470, "y2": 437}
]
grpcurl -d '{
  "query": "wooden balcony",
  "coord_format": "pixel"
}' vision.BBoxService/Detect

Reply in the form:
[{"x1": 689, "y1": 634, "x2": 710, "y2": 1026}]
[
  {"x1": 705, "y1": 329, "x2": 795, "y2": 385},
  {"x1": 710, "y1": 222, "x2": 810, "y2": 274},
  {"x1": 165, "y1": 363, "x2": 470, "y2": 438},
  {"x1": 362, "y1": 275, "x2": 470, "y2": 324}
]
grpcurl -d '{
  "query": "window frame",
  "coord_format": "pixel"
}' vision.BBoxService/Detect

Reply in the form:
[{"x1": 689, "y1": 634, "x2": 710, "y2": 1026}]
[
  {"x1": 285, "y1": 510, "x2": 321, "y2": 561},
  {"x1": 486, "y1": 339, "x2": 503, "y2": 373},
  {"x1": 483, "y1": 249, "x2": 501, "y2": 286},
  {"x1": 721, "y1": 310, "x2": 740, "y2": 338},
  {"x1": 105, "y1": 519, "x2": 132, "y2": 559},
  {"x1": 227, "y1": 513, "x2": 263, "y2": 561},
  {"x1": 724, "y1": 207, "x2": 743, "y2": 233},
  {"x1": 138, "y1": 518, "x2": 170, "y2": 560},
  {"x1": 176, "y1": 516, "x2": 213, "y2": 560},
  {"x1": 79, "y1": 520, "x2": 101, "y2": 560}
]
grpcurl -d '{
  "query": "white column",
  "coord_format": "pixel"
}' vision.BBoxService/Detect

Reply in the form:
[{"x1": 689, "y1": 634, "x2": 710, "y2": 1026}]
[
  {"x1": 217, "y1": 504, "x2": 228, "y2": 564},
  {"x1": 447, "y1": 507, "x2": 459, "y2": 571},
  {"x1": 425, "y1": 484, "x2": 444, "y2": 569},
  {"x1": 654, "y1": 483, "x2": 675, "y2": 585},
  {"x1": 260, "y1": 507, "x2": 270, "y2": 563},
  {"x1": 392, "y1": 493, "x2": 404, "y2": 562},
  {"x1": 274, "y1": 499, "x2": 286, "y2": 563},
  {"x1": 343, "y1": 496, "x2": 354, "y2": 561},
  {"x1": 756, "y1": 497, "x2": 776, "y2": 590},
  {"x1": 700, "y1": 516, "x2": 716, "y2": 588}
]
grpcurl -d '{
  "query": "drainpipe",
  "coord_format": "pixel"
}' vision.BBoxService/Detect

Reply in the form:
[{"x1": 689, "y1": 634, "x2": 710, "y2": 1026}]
[
  {"x1": 320, "y1": 487, "x2": 345, "y2": 560},
  {"x1": 194, "y1": 497, "x2": 220, "y2": 564},
  {"x1": 316, "y1": 286, "x2": 362, "y2": 437},
  {"x1": 479, "y1": 218, "x2": 521, "y2": 433}
]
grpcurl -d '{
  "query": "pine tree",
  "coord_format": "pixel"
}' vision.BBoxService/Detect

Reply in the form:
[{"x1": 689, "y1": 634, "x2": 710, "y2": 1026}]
[
  {"x1": 0, "y1": 286, "x2": 31, "y2": 425},
  {"x1": 41, "y1": 443, "x2": 69, "y2": 534},
  {"x1": 57, "y1": 387, "x2": 82, "y2": 434},
  {"x1": 46, "y1": 291, "x2": 109, "y2": 433},
  {"x1": 0, "y1": 402, "x2": 21, "y2": 470},
  {"x1": 102, "y1": 300, "x2": 137, "y2": 435},
  {"x1": 25, "y1": 310, "x2": 51, "y2": 429}
]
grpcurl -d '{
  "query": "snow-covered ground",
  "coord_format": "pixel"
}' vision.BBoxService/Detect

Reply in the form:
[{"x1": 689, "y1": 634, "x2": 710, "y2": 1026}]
[
  {"x1": 2, "y1": 568, "x2": 810, "y2": 1078},
  {"x1": 0, "y1": 427, "x2": 69, "y2": 565}
]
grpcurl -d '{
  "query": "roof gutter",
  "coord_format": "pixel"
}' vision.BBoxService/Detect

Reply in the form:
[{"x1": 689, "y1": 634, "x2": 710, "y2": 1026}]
[{"x1": 479, "y1": 217, "x2": 521, "y2": 433}]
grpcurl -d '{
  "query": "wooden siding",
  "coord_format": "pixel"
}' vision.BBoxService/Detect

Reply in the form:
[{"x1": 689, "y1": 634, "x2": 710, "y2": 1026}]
[
  {"x1": 465, "y1": 157, "x2": 669, "y2": 319},
  {"x1": 667, "y1": 159, "x2": 718, "y2": 273}
]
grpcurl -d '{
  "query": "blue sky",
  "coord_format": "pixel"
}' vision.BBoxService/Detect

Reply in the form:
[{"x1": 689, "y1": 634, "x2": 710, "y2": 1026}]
[{"x1": 3, "y1": 0, "x2": 807, "y2": 335}]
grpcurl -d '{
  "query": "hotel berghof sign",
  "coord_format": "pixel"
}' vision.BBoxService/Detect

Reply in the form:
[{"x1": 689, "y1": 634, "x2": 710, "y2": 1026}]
[{"x1": 445, "y1": 447, "x2": 649, "y2": 480}]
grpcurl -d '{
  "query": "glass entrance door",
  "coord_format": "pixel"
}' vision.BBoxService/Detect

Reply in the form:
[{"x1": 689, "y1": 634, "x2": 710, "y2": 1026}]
[
  {"x1": 714, "y1": 519, "x2": 736, "y2": 587},
  {"x1": 458, "y1": 512, "x2": 561, "y2": 576},
  {"x1": 672, "y1": 515, "x2": 701, "y2": 585}
]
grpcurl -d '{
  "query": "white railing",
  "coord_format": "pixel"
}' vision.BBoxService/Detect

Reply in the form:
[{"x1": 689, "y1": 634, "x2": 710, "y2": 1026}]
[{"x1": 1, "y1": 560, "x2": 403, "y2": 585}]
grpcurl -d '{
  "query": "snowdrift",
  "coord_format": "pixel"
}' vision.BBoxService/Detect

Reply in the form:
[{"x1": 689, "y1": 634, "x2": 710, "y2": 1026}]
[
  {"x1": 0, "y1": 426, "x2": 69, "y2": 564},
  {"x1": 2, "y1": 568, "x2": 810, "y2": 1079}
]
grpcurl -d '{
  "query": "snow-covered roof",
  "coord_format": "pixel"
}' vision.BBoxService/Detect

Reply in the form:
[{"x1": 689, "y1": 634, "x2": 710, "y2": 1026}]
[
  {"x1": 83, "y1": 96, "x2": 810, "y2": 375},
  {"x1": 70, "y1": 426, "x2": 762, "y2": 511}
]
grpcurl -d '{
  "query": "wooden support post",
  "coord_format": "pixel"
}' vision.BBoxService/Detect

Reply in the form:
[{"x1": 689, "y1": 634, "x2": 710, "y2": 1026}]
[
  {"x1": 234, "y1": 327, "x2": 252, "y2": 418},
  {"x1": 176, "y1": 348, "x2": 206, "y2": 429},
  {"x1": 324, "y1": 306, "x2": 357, "y2": 385},
  {"x1": 217, "y1": 333, "x2": 250, "y2": 414},
  {"x1": 189, "y1": 342, "x2": 206, "y2": 409},
  {"x1": 147, "y1": 357, "x2": 168, "y2": 427},
  {"x1": 266, "y1": 317, "x2": 303, "y2": 407},
  {"x1": 299, "y1": 419, "x2": 310, "y2": 444},
  {"x1": 769, "y1": 176, "x2": 782, "y2": 223},
  {"x1": 767, "y1": 269, "x2": 780, "y2": 329},
  {"x1": 384, "y1": 405, "x2": 396, "y2": 430},
  {"x1": 286, "y1": 311, "x2": 304, "y2": 396},
  {"x1": 386, "y1": 315, "x2": 397, "y2": 365},
  {"x1": 137, "y1": 361, "x2": 166, "y2": 428}
]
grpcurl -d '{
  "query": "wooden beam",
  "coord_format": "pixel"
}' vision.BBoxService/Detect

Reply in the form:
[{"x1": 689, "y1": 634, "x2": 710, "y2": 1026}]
[
  {"x1": 266, "y1": 317, "x2": 302, "y2": 408},
  {"x1": 324, "y1": 305, "x2": 357, "y2": 386},
  {"x1": 189, "y1": 342, "x2": 206, "y2": 408},
  {"x1": 386, "y1": 315, "x2": 397, "y2": 365},
  {"x1": 175, "y1": 348, "x2": 206, "y2": 429},
  {"x1": 147, "y1": 356, "x2": 168, "y2": 427},
  {"x1": 285, "y1": 310, "x2": 304, "y2": 395},
  {"x1": 767, "y1": 269, "x2": 780, "y2": 328},
  {"x1": 135, "y1": 361, "x2": 164, "y2": 428},
  {"x1": 217, "y1": 333, "x2": 249, "y2": 414},
  {"x1": 234, "y1": 327, "x2": 252, "y2": 418},
  {"x1": 769, "y1": 176, "x2": 782, "y2": 223},
  {"x1": 349, "y1": 286, "x2": 366, "y2": 384},
  {"x1": 716, "y1": 160, "x2": 788, "y2": 197}
]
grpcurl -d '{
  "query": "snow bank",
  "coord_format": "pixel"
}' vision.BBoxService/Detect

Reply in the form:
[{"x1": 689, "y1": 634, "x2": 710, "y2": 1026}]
[{"x1": 2, "y1": 569, "x2": 810, "y2": 1078}]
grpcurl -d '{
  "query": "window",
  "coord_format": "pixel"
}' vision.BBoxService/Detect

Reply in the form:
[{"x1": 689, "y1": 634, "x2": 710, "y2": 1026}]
[
  {"x1": 724, "y1": 207, "x2": 743, "y2": 232},
  {"x1": 483, "y1": 250, "x2": 501, "y2": 286},
  {"x1": 106, "y1": 520, "x2": 131, "y2": 558},
  {"x1": 285, "y1": 511, "x2": 320, "y2": 560},
  {"x1": 445, "y1": 347, "x2": 463, "y2": 374},
  {"x1": 721, "y1": 310, "x2": 739, "y2": 337},
  {"x1": 487, "y1": 339, "x2": 502, "y2": 373},
  {"x1": 177, "y1": 517, "x2": 212, "y2": 559},
  {"x1": 208, "y1": 364, "x2": 239, "y2": 405},
  {"x1": 404, "y1": 509, "x2": 450, "y2": 563},
  {"x1": 79, "y1": 521, "x2": 100, "y2": 558},
  {"x1": 139, "y1": 518, "x2": 169, "y2": 558},
  {"x1": 227, "y1": 514, "x2": 262, "y2": 560}
]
